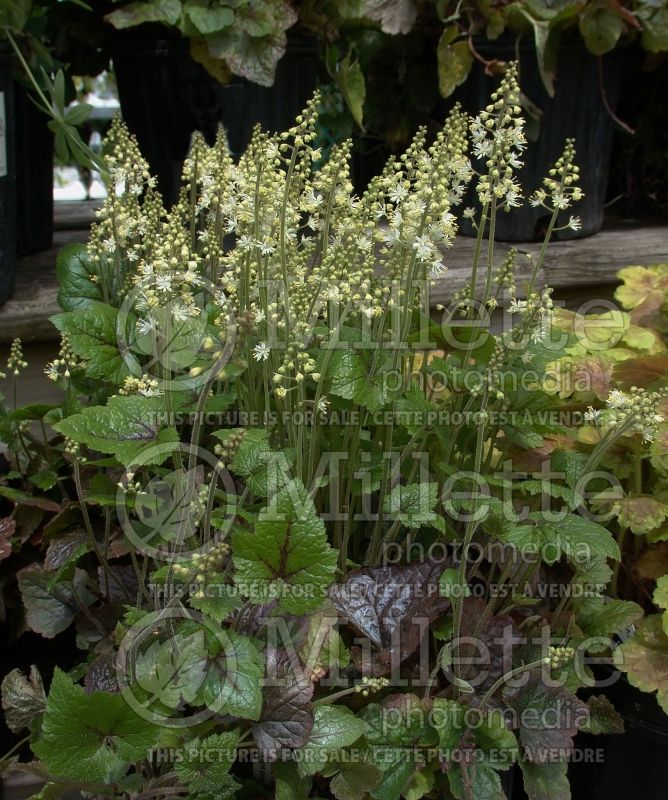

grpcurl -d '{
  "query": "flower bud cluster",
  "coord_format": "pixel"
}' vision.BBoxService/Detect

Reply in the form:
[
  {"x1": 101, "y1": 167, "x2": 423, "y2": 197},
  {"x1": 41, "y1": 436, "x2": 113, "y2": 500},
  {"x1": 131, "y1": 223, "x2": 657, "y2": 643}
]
[
  {"x1": 214, "y1": 429, "x2": 246, "y2": 469},
  {"x1": 548, "y1": 646, "x2": 576, "y2": 669},
  {"x1": 354, "y1": 676, "x2": 390, "y2": 696},
  {"x1": 7, "y1": 338, "x2": 27, "y2": 376}
]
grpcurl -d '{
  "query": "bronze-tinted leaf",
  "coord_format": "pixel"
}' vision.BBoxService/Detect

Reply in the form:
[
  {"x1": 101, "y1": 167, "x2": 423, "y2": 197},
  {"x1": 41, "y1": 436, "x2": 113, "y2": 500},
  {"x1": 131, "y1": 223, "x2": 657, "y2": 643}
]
[
  {"x1": 0, "y1": 517, "x2": 15, "y2": 562},
  {"x1": 503, "y1": 673, "x2": 588, "y2": 763},
  {"x1": 252, "y1": 649, "x2": 314, "y2": 758},
  {"x1": 329, "y1": 559, "x2": 449, "y2": 671},
  {"x1": 84, "y1": 652, "x2": 120, "y2": 694},
  {"x1": 614, "y1": 354, "x2": 668, "y2": 390}
]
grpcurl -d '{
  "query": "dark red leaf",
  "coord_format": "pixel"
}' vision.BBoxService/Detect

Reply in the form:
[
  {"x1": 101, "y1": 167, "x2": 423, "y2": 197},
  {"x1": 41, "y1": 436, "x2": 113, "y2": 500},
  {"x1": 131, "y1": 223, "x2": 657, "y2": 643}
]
[
  {"x1": 329, "y1": 559, "x2": 449, "y2": 672},
  {"x1": 251, "y1": 648, "x2": 314, "y2": 757}
]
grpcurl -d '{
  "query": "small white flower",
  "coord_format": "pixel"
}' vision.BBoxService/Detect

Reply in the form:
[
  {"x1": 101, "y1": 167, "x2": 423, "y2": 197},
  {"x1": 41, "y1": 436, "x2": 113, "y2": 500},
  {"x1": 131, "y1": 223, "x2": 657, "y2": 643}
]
[
  {"x1": 183, "y1": 270, "x2": 203, "y2": 286},
  {"x1": 139, "y1": 385, "x2": 163, "y2": 397},
  {"x1": 137, "y1": 316, "x2": 157, "y2": 335},
  {"x1": 413, "y1": 235, "x2": 433, "y2": 261},
  {"x1": 642, "y1": 428, "x2": 655, "y2": 443},
  {"x1": 607, "y1": 389, "x2": 629, "y2": 410},
  {"x1": 388, "y1": 184, "x2": 409, "y2": 205},
  {"x1": 253, "y1": 342, "x2": 271, "y2": 362},
  {"x1": 430, "y1": 260, "x2": 447, "y2": 278},
  {"x1": 155, "y1": 274, "x2": 173, "y2": 293},
  {"x1": 172, "y1": 303, "x2": 190, "y2": 322},
  {"x1": 567, "y1": 215, "x2": 581, "y2": 231},
  {"x1": 584, "y1": 407, "x2": 602, "y2": 424},
  {"x1": 508, "y1": 298, "x2": 527, "y2": 315}
]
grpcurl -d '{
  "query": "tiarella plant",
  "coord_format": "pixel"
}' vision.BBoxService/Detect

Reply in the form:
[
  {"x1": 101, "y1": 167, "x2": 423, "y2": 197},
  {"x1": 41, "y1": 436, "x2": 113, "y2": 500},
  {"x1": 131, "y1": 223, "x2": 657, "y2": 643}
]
[
  {"x1": 0, "y1": 64, "x2": 663, "y2": 800},
  {"x1": 544, "y1": 261, "x2": 668, "y2": 713}
]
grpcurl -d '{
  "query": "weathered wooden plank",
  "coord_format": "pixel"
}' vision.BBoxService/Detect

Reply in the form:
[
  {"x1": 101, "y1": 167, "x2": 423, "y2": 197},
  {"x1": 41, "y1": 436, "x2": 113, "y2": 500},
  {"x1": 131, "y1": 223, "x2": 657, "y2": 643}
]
[
  {"x1": 430, "y1": 223, "x2": 668, "y2": 306},
  {"x1": 53, "y1": 199, "x2": 102, "y2": 231},
  {"x1": 0, "y1": 230, "x2": 84, "y2": 343},
  {"x1": 1, "y1": 223, "x2": 667, "y2": 344}
]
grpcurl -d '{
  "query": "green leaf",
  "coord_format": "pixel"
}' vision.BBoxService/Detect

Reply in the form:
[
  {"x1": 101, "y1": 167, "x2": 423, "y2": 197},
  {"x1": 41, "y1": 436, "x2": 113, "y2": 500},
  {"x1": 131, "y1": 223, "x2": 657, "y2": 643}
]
[
  {"x1": 298, "y1": 705, "x2": 368, "y2": 776},
  {"x1": 616, "y1": 495, "x2": 668, "y2": 535},
  {"x1": 327, "y1": 349, "x2": 366, "y2": 401},
  {"x1": 186, "y1": 2, "x2": 234, "y2": 34},
  {"x1": 198, "y1": 630, "x2": 264, "y2": 720},
  {"x1": 438, "y1": 568, "x2": 471, "y2": 600},
  {"x1": 431, "y1": 698, "x2": 466, "y2": 752},
  {"x1": 640, "y1": 6, "x2": 668, "y2": 52},
  {"x1": 614, "y1": 614, "x2": 668, "y2": 713},
  {"x1": 579, "y1": 6, "x2": 623, "y2": 55},
  {"x1": 134, "y1": 631, "x2": 208, "y2": 710},
  {"x1": 362, "y1": 0, "x2": 417, "y2": 35},
  {"x1": 56, "y1": 244, "x2": 103, "y2": 311},
  {"x1": 174, "y1": 730, "x2": 240, "y2": 794},
  {"x1": 519, "y1": 759, "x2": 570, "y2": 800},
  {"x1": 361, "y1": 695, "x2": 434, "y2": 800},
  {"x1": 383, "y1": 482, "x2": 439, "y2": 529},
  {"x1": 222, "y1": 428, "x2": 290, "y2": 496},
  {"x1": 208, "y1": 28, "x2": 288, "y2": 87},
  {"x1": 106, "y1": 0, "x2": 183, "y2": 29},
  {"x1": 29, "y1": 469, "x2": 59, "y2": 491},
  {"x1": 537, "y1": 514, "x2": 620, "y2": 564},
  {"x1": 64, "y1": 103, "x2": 93, "y2": 127},
  {"x1": 18, "y1": 564, "x2": 95, "y2": 638},
  {"x1": 404, "y1": 769, "x2": 434, "y2": 800},
  {"x1": 235, "y1": 0, "x2": 294, "y2": 37},
  {"x1": 654, "y1": 575, "x2": 668, "y2": 635},
  {"x1": 1, "y1": 666, "x2": 46, "y2": 733},
  {"x1": 580, "y1": 695, "x2": 624, "y2": 735},
  {"x1": 274, "y1": 761, "x2": 312, "y2": 800},
  {"x1": 33, "y1": 669, "x2": 161, "y2": 784},
  {"x1": 329, "y1": 761, "x2": 383, "y2": 800},
  {"x1": 189, "y1": 578, "x2": 240, "y2": 623},
  {"x1": 448, "y1": 760, "x2": 506, "y2": 800},
  {"x1": 51, "y1": 301, "x2": 134, "y2": 384},
  {"x1": 437, "y1": 26, "x2": 473, "y2": 98},
  {"x1": 232, "y1": 478, "x2": 338, "y2": 613},
  {"x1": 472, "y1": 709, "x2": 518, "y2": 768},
  {"x1": 575, "y1": 597, "x2": 643, "y2": 640},
  {"x1": 53, "y1": 395, "x2": 178, "y2": 466},
  {"x1": 338, "y1": 54, "x2": 365, "y2": 128}
]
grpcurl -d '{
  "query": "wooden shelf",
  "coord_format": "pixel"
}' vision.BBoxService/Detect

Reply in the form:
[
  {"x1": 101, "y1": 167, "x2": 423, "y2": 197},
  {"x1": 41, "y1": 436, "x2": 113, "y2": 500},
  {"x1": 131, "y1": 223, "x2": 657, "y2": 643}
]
[{"x1": 1, "y1": 209, "x2": 667, "y2": 344}]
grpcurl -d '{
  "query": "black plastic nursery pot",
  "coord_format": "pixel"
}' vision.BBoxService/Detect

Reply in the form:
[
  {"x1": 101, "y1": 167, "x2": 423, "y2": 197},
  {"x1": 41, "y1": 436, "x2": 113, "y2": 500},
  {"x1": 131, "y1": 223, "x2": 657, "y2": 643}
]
[
  {"x1": 112, "y1": 31, "x2": 320, "y2": 207},
  {"x1": 455, "y1": 37, "x2": 621, "y2": 242},
  {"x1": 568, "y1": 667, "x2": 668, "y2": 799},
  {"x1": 0, "y1": 43, "x2": 16, "y2": 306},
  {"x1": 14, "y1": 82, "x2": 53, "y2": 257}
]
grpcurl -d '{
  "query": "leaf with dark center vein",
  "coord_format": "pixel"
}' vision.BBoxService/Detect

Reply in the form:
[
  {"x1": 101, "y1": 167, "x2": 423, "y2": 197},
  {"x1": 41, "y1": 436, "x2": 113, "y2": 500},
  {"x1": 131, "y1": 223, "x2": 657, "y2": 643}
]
[
  {"x1": 32, "y1": 668, "x2": 161, "y2": 784},
  {"x1": 54, "y1": 395, "x2": 178, "y2": 466},
  {"x1": 233, "y1": 478, "x2": 338, "y2": 614}
]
